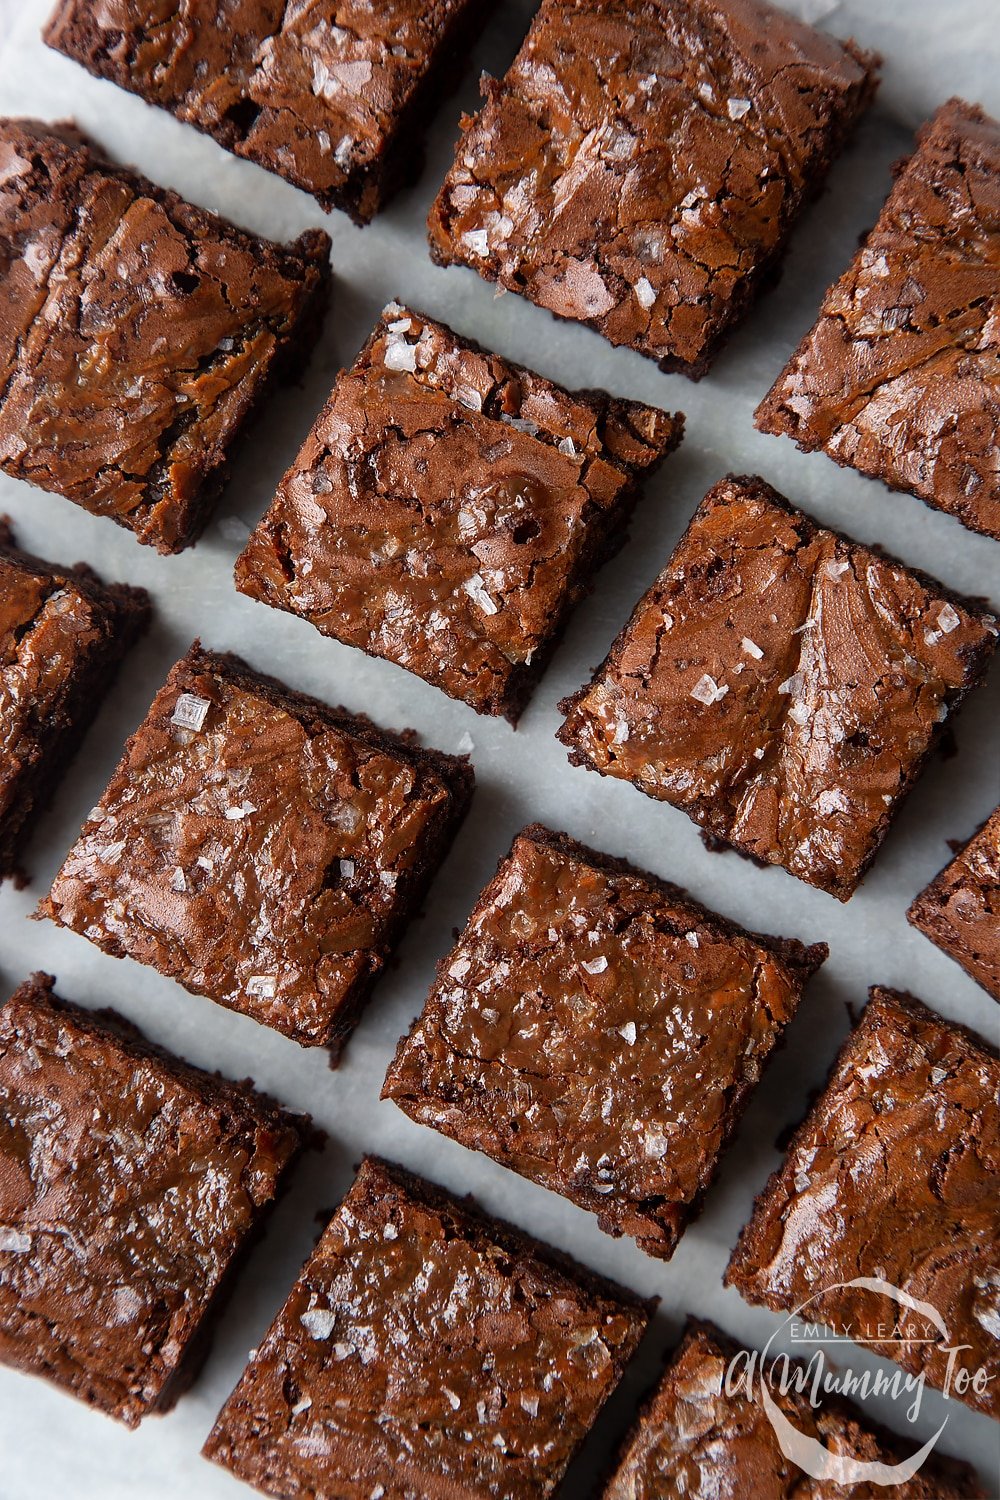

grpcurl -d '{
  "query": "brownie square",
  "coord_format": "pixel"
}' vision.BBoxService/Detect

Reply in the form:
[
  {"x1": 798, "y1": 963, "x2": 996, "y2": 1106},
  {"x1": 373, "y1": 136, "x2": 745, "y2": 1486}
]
[
  {"x1": 40, "y1": 643, "x2": 473, "y2": 1054},
  {"x1": 0, "y1": 972, "x2": 306, "y2": 1426},
  {"x1": 602, "y1": 1320, "x2": 986, "y2": 1498},
  {"x1": 428, "y1": 0, "x2": 877, "y2": 379},
  {"x1": 0, "y1": 119, "x2": 330, "y2": 553},
  {"x1": 725, "y1": 988, "x2": 1000, "y2": 1421},
  {"x1": 558, "y1": 476, "x2": 998, "y2": 900},
  {"x1": 908, "y1": 807, "x2": 1000, "y2": 1002},
  {"x1": 45, "y1": 0, "x2": 491, "y2": 224},
  {"x1": 756, "y1": 100, "x2": 1000, "y2": 541},
  {"x1": 204, "y1": 1155, "x2": 651, "y2": 1499},
  {"x1": 384, "y1": 824, "x2": 826, "y2": 1260},
  {"x1": 235, "y1": 304, "x2": 682, "y2": 722},
  {"x1": 0, "y1": 518, "x2": 148, "y2": 881}
]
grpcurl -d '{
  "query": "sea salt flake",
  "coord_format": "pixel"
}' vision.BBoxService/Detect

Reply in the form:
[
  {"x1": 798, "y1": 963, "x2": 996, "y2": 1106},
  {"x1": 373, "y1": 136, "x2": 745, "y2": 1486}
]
[
  {"x1": 825, "y1": 559, "x2": 850, "y2": 579},
  {"x1": 461, "y1": 228, "x2": 490, "y2": 257},
  {"x1": 0, "y1": 1228, "x2": 31, "y2": 1253},
  {"x1": 634, "y1": 276, "x2": 656, "y2": 309},
  {"x1": 170, "y1": 867, "x2": 187, "y2": 894},
  {"x1": 685, "y1": 931, "x2": 700, "y2": 948},
  {"x1": 558, "y1": 436, "x2": 578, "y2": 457},
  {"x1": 618, "y1": 1021, "x2": 637, "y2": 1045},
  {"x1": 172, "y1": 693, "x2": 210, "y2": 731},
  {"x1": 741, "y1": 637, "x2": 763, "y2": 660},
  {"x1": 778, "y1": 673, "x2": 803, "y2": 696},
  {"x1": 383, "y1": 337, "x2": 417, "y2": 373},
  {"x1": 443, "y1": 1387, "x2": 461, "y2": 1410},
  {"x1": 464, "y1": 573, "x2": 498, "y2": 615},
  {"x1": 225, "y1": 801, "x2": 257, "y2": 819},
  {"x1": 339, "y1": 858, "x2": 356, "y2": 879},
  {"x1": 383, "y1": 1223, "x2": 398, "y2": 1240},
  {"x1": 457, "y1": 731, "x2": 475, "y2": 755},
  {"x1": 690, "y1": 673, "x2": 728, "y2": 705},
  {"x1": 582, "y1": 956, "x2": 608, "y2": 974},
  {"x1": 455, "y1": 384, "x2": 482, "y2": 412},
  {"x1": 300, "y1": 1308, "x2": 336, "y2": 1340},
  {"x1": 247, "y1": 975, "x2": 276, "y2": 998},
  {"x1": 291, "y1": 1395, "x2": 312, "y2": 1416},
  {"x1": 101, "y1": 840, "x2": 126, "y2": 863},
  {"x1": 727, "y1": 97, "x2": 751, "y2": 119},
  {"x1": 937, "y1": 602, "x2": 961, "y2": 634},
  {"x1": 449, "y1": 957, "x2": 472, "y2": 980}
]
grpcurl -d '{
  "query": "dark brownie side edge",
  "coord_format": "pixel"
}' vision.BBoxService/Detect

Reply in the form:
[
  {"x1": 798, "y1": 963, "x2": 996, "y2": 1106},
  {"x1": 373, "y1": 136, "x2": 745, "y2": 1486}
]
[
  {"x1": 557, "y1": 476, "x2": 998, "y2": 899},
  {"x1": 0, "y1": 119, "x2": 331, "y2": 552},
  {"x1": 44, "y1": 0, "x2": 496, "y2": 223},
  {"x1": 0, "y1": 518, "x2": 150, "y2": 880},
  {"x1": 0, "y1": 972, "x2": 310, "y2": 1425}
]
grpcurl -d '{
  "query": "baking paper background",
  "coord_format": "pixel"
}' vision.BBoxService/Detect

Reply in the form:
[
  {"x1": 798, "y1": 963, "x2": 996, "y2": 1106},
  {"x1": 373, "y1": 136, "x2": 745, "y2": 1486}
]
[{"x1": 0, "y1": 0, "x2": 998, "y2": 1494}]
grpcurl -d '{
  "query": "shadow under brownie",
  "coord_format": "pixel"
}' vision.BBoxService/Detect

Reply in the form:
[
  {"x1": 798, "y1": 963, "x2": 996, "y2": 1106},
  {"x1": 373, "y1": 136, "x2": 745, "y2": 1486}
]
[{"x1": 39, "y1": 642, "x2": 473, "y2": 1057}]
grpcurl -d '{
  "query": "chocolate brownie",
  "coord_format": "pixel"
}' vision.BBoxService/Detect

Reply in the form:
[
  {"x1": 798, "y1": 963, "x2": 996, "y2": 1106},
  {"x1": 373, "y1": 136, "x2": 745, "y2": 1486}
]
[
  {"x1": 235, "y1": 304, "x2": 682, "y2": 722},
  {"x1": 756, "y1": 100, "x2": 1000, "y2": 541},
  {"x1": 383, "y1": 824, "x2": 826, "y2": 1261},
  {"x1": 0, "y1": 518, "x2": 148, "y2": 881},
  {"x1": 725, "y1": 988, "x2": 1000, "y2": 1421},
  {"x1": 45, "y1": 0, "x2": 492, "y2": 224},
  {"x1": 908, "y1": 807, "x2": 1000, "y2": 1002},
  {"x1": 428, "y1": 0, "x2": 878, "y2": 379},
  {"x1": 0, "y1": 972, "x2": 306, "y2": 1426},
  {"x1": 204, "y1": 1155, "x2": 651, "y2": 1499},
  {"x1": 602, "y1": 1320, "x2": 987, "y2": 1498},
  {"x1": 39, "y1": 643, "x2": 473, "y2": 1055},
  {"x1": 0, "y1": 118, "x2": 330, "y2": 553},
  {"x1": 558, "y1": 476, "x2": 998, "y2": 900}
]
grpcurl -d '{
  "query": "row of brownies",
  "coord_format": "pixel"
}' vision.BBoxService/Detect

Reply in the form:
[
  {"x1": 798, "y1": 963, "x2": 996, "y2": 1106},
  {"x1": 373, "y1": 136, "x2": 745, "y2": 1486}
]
[
  {"x1": 12, "y1": 0, "x2": 997, "y2": 551},
  {"x1": 0, "y1": 949, "x2": 996, "y2": 1494}
]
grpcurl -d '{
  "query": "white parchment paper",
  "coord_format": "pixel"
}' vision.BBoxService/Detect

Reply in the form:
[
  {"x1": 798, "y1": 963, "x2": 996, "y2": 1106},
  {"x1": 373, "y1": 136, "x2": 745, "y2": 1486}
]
[{"x1": 0, "y1": 1, "x2": 998, "y2": 1494}]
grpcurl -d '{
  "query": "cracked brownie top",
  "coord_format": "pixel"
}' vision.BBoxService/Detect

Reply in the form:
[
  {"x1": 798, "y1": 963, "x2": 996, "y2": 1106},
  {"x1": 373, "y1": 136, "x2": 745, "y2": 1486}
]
[
  {"x1": 39, "y1": 643, "x2": 472, "y2": 1051},
  {"x1": 602, "y1": 1320, "x2": 987, "y2": 1498},
  {"x1": 234, "y1": 303, "x2": 682, "y2": 721},
  {"x1": 383, "y1": 824, "x2": 825, "y2": 1262},
  {"x1": 0, "y1": 119, "x2": 329, "y2": 552},
  {"x1": 756, "y1": 99, "x2": 1000, "y2": 541},
  {"x1": 45, "y1": 0, "x2": 489, "y2": 222},
  {"x1": 725, "y1": 988, "x2": 1000, "y2": 1422},
  {"x1": 0, "y1": 973, "x2": 305, "y2": 1426},
  {"x1": 908, "y1": 806, "x2": 1000, "y2": 1002},
  {"x1": 558, "y1": 476, "x2": 997, "y2": 900},
  {"x1": 204, "y1": 1155, "x2": 650, "y2": 1499},
  {"x1": 428, "y1": 0, "x2": 878, "y2": 377}
]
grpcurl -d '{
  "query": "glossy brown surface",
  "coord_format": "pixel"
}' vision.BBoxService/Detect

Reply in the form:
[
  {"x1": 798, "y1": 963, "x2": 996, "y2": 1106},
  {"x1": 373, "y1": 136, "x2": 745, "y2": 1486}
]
[
  {"x1": 756, "y1": 99, "x2": 1000, "y2": 541},
  {"x1": 235, "y1": 304, "x2": 682, "y2": 720},
  {"x1": 0, "y1": 973, "x2": 305, "y2": 1426},
  {"x1": 726, "y1": 988, "x2": 1000, "y2": 1421},
  {"x1": 908, "y1": 807, "x2": 1000, "y2": 1002},
  {"x1": 428, "y1": 0, "x2": 877, "y2": 377},
  {"x1": 45, "y1": 0, "x2": 490, "y2": 223},
  {"x1": 384, "y1": 824, "x2": 825, "y2": 1260},
  {"x1": 0, "y1": 518, "x2": 148, "y2": 879},
  {"x1": 0, "y1": 119, "x2": 330, "y2": 552},
  {"x1": 40, "y1": 643, "x2": 473, "y2": 1052},
  {"x1": 204, "y1": 1156, "x2": 651, "y2": 1499},
  {"x1": 558, "y1": 476, "x2": 998, "y2": 900},
  {"x1": 602, "y1": 1321, "x2": 986, "y2": 1498}
]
